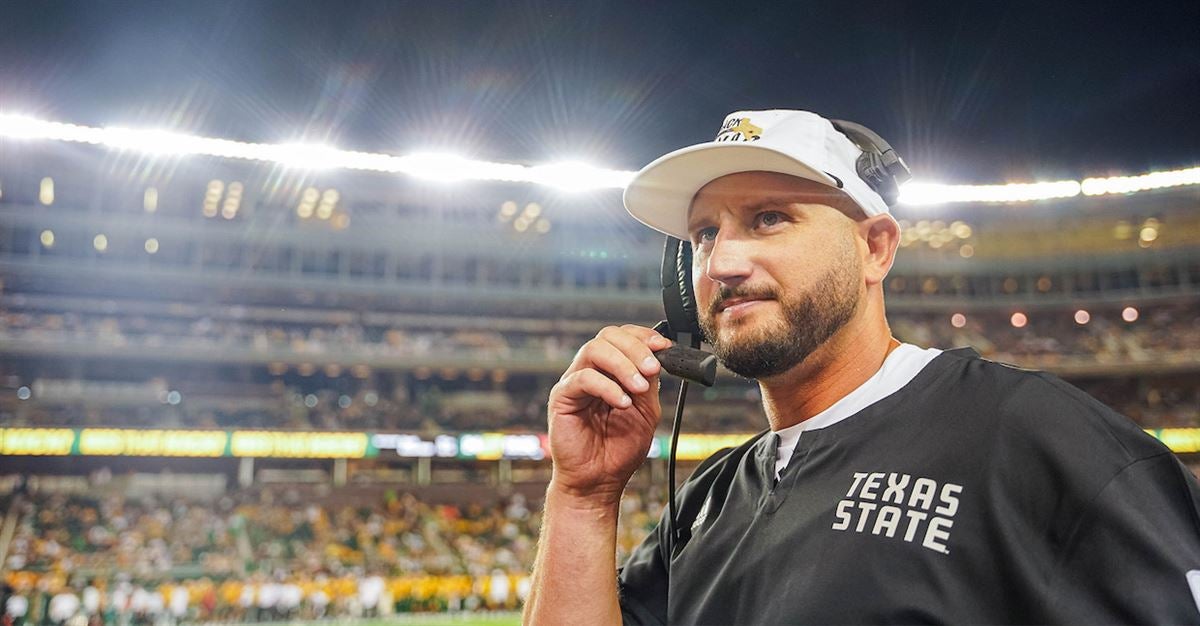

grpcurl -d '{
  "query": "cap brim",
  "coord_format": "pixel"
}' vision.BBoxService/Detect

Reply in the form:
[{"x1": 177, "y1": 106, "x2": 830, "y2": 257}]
[{"x1": 623, "y1": 142, "x2": 837, "y2": 240}]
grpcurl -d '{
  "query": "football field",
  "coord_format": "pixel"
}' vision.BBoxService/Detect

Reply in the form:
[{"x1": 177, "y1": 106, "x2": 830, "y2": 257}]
[{"x1": 292, "y1": 614, "x2": 521, "y2": 626}]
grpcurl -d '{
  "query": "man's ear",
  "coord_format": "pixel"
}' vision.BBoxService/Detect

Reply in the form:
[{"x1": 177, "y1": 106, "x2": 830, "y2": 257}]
[{"x1": 859, "y1": 214, "x2": 900, "y2": 286}]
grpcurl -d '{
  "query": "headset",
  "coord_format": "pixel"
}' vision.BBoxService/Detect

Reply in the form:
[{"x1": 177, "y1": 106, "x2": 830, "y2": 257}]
[{"x1": 651, "y1": 118, "x2": 910, "y2": 563}]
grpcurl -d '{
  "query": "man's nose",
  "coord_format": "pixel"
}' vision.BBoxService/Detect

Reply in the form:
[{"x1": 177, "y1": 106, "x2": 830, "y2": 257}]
[{"x1": 703, "y1": 233, "x2": 754, "y2": 286}]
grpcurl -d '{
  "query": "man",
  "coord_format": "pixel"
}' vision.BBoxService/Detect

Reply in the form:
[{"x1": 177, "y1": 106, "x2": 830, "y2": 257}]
[{"x1": 523, "y1": 109, "x2": 1200, "y2": 624}]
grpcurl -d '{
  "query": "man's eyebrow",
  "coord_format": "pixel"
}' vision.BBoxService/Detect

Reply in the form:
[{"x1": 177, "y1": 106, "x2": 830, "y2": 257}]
[
  {"x1": 743, "y1": 198, "x2": 795, "y2": 214},
  {"x1": 687, "y1": 198, "x2": 799, "y2": 231}
]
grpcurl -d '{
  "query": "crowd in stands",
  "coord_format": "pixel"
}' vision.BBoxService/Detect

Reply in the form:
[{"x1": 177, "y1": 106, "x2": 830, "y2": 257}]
[
  {"x1": 3, "y1": 303, "x2": 1198, "y2": 370},
  {"x1": 2, "y1": 303, "x2": 1198, "y2": 432},
  {"x1": 1, "y1": 385, "x2": 548, "y2": 434},
  {"x1": 0, "y1": 486, "x2": 663, "y2": 623},
  {"x1": 891, "y1": 305, "x2": 1200, "y2": 362},
  {"x1": 0, "y1": 311, "x2": 588, "y2": 364}
]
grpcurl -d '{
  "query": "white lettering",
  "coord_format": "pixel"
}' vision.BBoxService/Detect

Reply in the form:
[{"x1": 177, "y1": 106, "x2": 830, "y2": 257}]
[
  {"x1": 902, "y1": 510, "x2": 928, "y2": 542},
  {"x1": 909, "y1": 478, "x2": 937, "y2": 510},
  {"x1": 935, "y1": 483, "x2": 963, "y2": 517},
  {"x1": 846, "y1": 472, "x2": 868, "y2": 497},
  {"x1": 860, "y1": 472, "x2": 885, "y2": 500},
  {"x1": 872, "y1": 505, "x2": 902, "y2": 538},
  {"x1": 831, "y1": 499, "x2": 854, "y2": 531},
  {"x1": 882, "y1": 473, "x2": 910, "y2": 504},
  {"x1": 922, "y1": 517, "x2": 954, "y2": 554},
  {"x1": 836, "y1": 471, "x2": 962, "y2": 555},
  {"x1": 854, "y1": 502, "x2": 878, "y2": 532}
]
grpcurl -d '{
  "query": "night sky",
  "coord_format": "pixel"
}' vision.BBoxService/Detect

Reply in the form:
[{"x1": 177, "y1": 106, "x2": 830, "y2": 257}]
[{"x1": 1, "y1": 0, "x2": 1197, "y2": 183}]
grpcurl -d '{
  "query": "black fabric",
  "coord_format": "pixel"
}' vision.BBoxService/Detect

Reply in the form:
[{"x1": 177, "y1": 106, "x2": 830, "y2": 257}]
[{"x1": 617, "y1": 348, "x2": 1200, "y2": 624}]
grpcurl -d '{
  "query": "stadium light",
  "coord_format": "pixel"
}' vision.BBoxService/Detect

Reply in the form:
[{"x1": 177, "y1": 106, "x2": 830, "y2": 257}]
[
  {"x1": 898, "y1": 180, "x2": 1081, "y2": 206},
  {"x1": 2, "y1": 113, "x2": 1197, "y2": 201},
  {"x1": 1082, "y1": 166, "x2": 1200, "y2": 196},
  {"x1": 39, "y1": 177, "x2": 54, "y2": 205},
  {"x1": 527, "y1": 161, "x2": 635, "y2": 191},
  {"x1": 143, "y1": 187, "x2": 158, "y2": 213}
]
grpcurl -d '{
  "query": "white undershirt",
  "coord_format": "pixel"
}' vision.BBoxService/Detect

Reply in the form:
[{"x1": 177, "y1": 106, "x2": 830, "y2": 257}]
[{"x1": 773, "y1": 343, "x2": 942, "y2": 481}]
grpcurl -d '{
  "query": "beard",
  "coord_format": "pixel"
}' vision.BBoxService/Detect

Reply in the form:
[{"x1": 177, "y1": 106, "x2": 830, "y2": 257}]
[{"x1": 697, "y1": 255, "x2": 861, "y2": 380}]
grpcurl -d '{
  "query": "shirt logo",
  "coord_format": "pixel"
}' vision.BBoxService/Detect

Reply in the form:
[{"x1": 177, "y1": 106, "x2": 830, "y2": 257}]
[
  {"x1": 691, "y1": 495, "x2": 712, "y2": 534},
  {"x1": 1186, "y1": 570, "x2": 1200, "y2": 616},
  {"x1": 715, "y1": 117, "x2": 763, "y2": 143},
  {"x1": 831, "y1": 471, "x2": 963, "y2": 555}
]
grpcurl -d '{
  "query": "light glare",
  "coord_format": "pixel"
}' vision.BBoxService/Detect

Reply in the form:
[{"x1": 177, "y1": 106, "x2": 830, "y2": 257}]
[
  {"x1": 899, "y1": 180, "x2": 1080, "y2": 206},
  {"x1": 2, "y1": 113, "x2": 1196, "y2": 201},
  {"x1": 39, "y1": 177, "x2": 54, "y2": 205}
]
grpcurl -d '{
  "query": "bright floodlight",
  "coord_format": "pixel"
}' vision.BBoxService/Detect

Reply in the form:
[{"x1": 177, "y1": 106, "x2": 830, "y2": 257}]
[
  {"x1": 1081, "y1": 166, "x2": 1200, "y2": 196},
  {"x1": 899, "y1": 180, "x2": 1082, "y2": 206},
  {"x1": 2, "y1": 113, "x2": 1198, "y2": 201},
  {"x1": 398, "y1": 152, "x2": 519, "y2": 183},
  {"x1": 528, "y1": 162, "x2": 636, "y2": 192},
  {"x1": 0, "y1": 113, "x2": 622, "y2": 189}
]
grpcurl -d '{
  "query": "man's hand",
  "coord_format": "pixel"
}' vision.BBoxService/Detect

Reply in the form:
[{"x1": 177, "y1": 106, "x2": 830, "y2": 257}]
[
  {"x1": 547, "y1": 324, "x2": 671, "y2": 505},
  {"x1": 526, "y1": 324, "x2": 670, "y2": 626}
]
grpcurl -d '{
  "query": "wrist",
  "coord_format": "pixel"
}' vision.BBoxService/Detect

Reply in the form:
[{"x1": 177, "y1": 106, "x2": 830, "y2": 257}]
[{"x1": 547, "y1": 478, "x2": 624, "y2": 514}]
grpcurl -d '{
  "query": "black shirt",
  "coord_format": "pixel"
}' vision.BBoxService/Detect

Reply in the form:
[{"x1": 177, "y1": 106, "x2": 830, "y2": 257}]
[{"x1": 618, "y1": 348, "x2": 1200, "y2": 624}]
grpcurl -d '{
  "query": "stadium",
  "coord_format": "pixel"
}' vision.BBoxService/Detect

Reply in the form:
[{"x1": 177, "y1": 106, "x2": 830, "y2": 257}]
[
  {"x1": 1, "y1": 2, "x2": 1199, "y2": 625},
  {"x1": 2, "y1": 112, "x2": 1199, "y2": 623}
]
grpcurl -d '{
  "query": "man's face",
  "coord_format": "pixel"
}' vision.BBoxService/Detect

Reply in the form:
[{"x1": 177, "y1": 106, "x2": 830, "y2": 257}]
[{"x1": 687, "y1": 171, "x2": 865, "y2": 380}]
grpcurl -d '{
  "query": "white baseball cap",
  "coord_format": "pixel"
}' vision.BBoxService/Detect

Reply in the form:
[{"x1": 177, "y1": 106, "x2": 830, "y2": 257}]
[{"x1": 623, "y1": 109, "x2": 890, "y2": 240}]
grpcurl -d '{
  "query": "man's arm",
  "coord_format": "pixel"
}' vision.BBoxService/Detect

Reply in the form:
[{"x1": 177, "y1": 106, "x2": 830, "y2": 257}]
[
  {"x1": 523, "y1": 485, "x2": 623, "y2": 625},
  {"x1": 522, "y1": 325, "x2": 669, "y2": 626},
  {"x1": 1049, "y1": 452, "x2": 1200, "y2": 623}
]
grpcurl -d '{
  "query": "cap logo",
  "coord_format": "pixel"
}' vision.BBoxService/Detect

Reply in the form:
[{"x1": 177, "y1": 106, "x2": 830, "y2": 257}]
[{"x1": 715, "y1": 117, "x2": 763, "y2": 143}]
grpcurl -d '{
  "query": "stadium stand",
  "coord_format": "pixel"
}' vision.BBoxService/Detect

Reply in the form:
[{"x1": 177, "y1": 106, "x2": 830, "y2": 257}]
[{"x1": 1, "y1": 141, "x2": 1198, "y2": 619}]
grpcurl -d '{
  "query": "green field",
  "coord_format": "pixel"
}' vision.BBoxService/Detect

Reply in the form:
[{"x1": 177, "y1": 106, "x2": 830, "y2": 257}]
[{"x1": 287, "y1": 614, "x2": 521, "y2": 626}]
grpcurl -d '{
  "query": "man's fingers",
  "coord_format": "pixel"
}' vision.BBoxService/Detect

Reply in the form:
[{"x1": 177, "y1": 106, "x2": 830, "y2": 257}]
[
  {"x1": 604, "y1": 325, "x2": 673, "y2": 377},
  {"x1": 618, "y1": 324, "x2": 673, "y2": 350},
  {"x1": 555, "y1": 325, "x2": 673, "y2": 411},
  {"x1": 575, "y1": 337, "x2": 653, "y2": 394},
  {"x1": 556, "y1": 369, "x2": 631, "y2": 409}
]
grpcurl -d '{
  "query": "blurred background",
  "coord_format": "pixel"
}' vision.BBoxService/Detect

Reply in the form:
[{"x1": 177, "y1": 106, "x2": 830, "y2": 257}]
[{"x1": 0, "y1": 1, "x2": 1197, "y2": 624}]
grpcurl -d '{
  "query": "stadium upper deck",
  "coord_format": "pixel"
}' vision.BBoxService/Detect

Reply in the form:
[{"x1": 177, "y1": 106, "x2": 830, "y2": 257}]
[
  {"x1": 0, "y1": 131, "x2": 1198, "y2": 443},
  {"x1": 1, "y1": 140, "x2": 1198, "y2": 318}
]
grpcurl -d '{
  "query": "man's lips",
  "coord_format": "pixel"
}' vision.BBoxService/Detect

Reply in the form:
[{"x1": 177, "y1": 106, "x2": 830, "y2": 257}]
[{"x1": 717, "y1": 298, "x2": 770, "y2": 313}]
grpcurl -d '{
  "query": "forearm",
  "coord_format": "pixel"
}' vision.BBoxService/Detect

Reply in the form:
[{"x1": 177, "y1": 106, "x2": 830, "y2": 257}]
[{"x1": 523, "y1": 481, "x2": 623, "y2": 626}]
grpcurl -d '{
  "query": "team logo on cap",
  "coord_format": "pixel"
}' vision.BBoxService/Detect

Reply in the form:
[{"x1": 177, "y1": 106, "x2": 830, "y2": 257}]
[{"x1": 715, "y1": 117, "x2": 763, "y2": 143}]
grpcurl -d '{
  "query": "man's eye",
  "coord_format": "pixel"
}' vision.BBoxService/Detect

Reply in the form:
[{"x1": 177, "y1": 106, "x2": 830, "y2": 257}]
[
  {"x1": 757, "y1": 211, "x2": 783, "y2": 228},
  {"x1": 695, "y1": 227, "x2": 717, "y2": 243}
]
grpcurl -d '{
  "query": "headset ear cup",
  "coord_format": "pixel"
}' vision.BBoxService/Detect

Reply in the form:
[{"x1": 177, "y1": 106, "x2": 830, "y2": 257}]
[
  {"x1": 661, "y1": 236, "x2": 700, "y2": 338},
  {"x1": 676, "y1": 240, "x2": 702, "y2": 336},
  {"x1": 833, "y1": 118, "x2": 909, "y2": 207},
  {"x1": 857, "y1": 152, "x2": 899, "y2": 206}
]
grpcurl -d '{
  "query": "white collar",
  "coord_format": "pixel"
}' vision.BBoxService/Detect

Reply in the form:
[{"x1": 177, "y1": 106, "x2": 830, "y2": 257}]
[{"x1": 772, "y1": 343, "x2": 942, "y2": 480}]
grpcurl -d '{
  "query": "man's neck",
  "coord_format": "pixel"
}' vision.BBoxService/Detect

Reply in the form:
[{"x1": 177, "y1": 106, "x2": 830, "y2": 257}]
[{"x1": 758, "y1": 313, "x2": 899, "y2": 432}]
